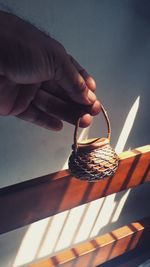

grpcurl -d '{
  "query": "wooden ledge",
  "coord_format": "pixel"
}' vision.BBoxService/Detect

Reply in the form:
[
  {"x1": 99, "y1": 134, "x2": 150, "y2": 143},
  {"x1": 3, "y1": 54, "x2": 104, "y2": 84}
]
[
  {"x1": 0, "y1": 145, "x2": 150, "y2": 234},
  {"x1": 29, "y1": 216, "x2": 150, "y2": 267}
]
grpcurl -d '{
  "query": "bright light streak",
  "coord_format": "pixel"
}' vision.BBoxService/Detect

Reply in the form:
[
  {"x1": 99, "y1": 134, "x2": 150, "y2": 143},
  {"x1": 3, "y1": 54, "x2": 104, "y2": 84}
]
[
  {"x1": 74, "y1": 198, "x2": 106, "y2": 243},
  {"x1": 111, "y1": 190, "x2": 131, "y2": 222},
  {"x1": 13, "y1": 218, "x2": 50, "y2": 266},
  {"x1": 115, "y1": 96, "x2": 140, "y2": 154},
  {"x1": 38, "y1": 210, "x2": 70, "y2": 258},
  {"x1": 89, "y1": 194, "x2": 117, "y2": 237},
  {"x1": 77, "y1": 126, "x2": 90, "y2": 142},
  {"x1": 54, "y1": 205, "x2": 87, "y2": 251}
]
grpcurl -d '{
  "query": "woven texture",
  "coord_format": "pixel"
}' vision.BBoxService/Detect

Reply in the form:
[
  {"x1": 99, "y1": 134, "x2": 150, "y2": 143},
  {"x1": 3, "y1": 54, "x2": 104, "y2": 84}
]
[{"x1": 69, "y1": 144, "x2": 119, "y2": 182}]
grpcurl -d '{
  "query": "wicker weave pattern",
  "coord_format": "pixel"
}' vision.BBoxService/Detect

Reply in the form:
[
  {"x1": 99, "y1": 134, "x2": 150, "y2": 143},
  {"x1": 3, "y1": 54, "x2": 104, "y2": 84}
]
[
  {"x1": 68, "y1": 105, "x2": 119, "y2": 182},
  {"x1": 69, "y1": 144, "x2": 119, "y2": 182}
]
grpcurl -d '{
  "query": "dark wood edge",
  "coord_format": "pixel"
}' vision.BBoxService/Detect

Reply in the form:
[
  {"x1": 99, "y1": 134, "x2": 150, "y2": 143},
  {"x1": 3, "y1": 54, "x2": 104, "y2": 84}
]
[
  {"x1": 29, "y1": 216, "x2": 150, "y2": 267},
  {"x1": 0, "y1": 145, "x2": 150, "y2": 234}
]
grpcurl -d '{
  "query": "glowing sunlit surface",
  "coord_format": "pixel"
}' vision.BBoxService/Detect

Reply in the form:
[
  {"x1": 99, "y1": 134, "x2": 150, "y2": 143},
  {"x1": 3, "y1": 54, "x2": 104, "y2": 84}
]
[
  {"x1": 111, "y1": 190, "x2": 131, "y2": 222},
  {"x1": 13, "y1": 97, "x2": 140, "y2": 266},
  {"x1": 38, "y1": 210, "x2": 70, "y2": 257},
  {"x1": 13, "y1": 218, "x2": 50, "y2": 266},
  {"x1": 115, "y1": 96, "x2": 140, "y2": 154},
  {"x1": 74, "y1": 198, "x2": 111, "y2": 242}
]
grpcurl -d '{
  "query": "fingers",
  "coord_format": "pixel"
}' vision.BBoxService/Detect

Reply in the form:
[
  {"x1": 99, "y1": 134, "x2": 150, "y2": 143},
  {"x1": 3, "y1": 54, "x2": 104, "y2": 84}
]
[
  {"x1": 69, "y1": 55, "x2": 96, "y2": 92},
  {"x1": 53, "y1": 48, "x2": 97, "y2": 106},
  {"x1": 41, "y1": 80, "x2": 101, "y2": 116},
  {"x1": 33, "y1": 89, "x2": 92, "y2": 126},
  {"x1": 87, "y1": 100, "x2": 101, "y2": 116},
  {"x1": 16, "y1": 89, "x2": 94, "y2": 130},
  {"x1": 17, "y1": 104, "x2": 63, "y2": 131}
]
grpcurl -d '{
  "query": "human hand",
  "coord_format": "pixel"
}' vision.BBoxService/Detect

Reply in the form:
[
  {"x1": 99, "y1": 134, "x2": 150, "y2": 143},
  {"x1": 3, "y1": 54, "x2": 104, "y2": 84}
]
[{"x1": 0, "y1": 11, "x2": 101, "y2": 130}]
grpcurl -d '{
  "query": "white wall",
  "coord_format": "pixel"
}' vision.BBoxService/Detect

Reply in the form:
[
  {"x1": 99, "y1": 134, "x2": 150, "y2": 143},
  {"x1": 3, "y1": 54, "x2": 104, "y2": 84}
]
[{"x1": 0, "y1": 1, "x2": 150, "y2": 266}]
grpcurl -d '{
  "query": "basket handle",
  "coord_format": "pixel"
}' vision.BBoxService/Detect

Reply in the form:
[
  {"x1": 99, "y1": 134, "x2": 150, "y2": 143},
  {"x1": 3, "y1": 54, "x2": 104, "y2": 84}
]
[{"x1": 73, "y1": 104, "x2": 111, "y2": 153}]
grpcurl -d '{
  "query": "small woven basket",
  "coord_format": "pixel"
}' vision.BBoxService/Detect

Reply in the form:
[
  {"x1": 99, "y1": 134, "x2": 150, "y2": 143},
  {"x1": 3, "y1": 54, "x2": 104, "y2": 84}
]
[{"x1": 68, "y1": 105, "x2": 119, "y2": 182}]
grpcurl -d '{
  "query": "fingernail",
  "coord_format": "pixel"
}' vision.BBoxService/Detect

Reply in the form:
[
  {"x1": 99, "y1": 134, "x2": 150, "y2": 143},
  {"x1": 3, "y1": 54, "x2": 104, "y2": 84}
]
[
  {"x1": 90, "y1": 100, "x2": 101, "y2": 115},
  {"x1": 87, "y1": 90, "x2": 97, "y2": 103},
  {"x1": 87, "y1": 77, "x2": 96, "y2": 91}
]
